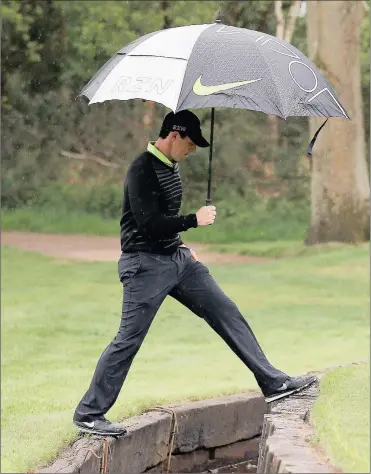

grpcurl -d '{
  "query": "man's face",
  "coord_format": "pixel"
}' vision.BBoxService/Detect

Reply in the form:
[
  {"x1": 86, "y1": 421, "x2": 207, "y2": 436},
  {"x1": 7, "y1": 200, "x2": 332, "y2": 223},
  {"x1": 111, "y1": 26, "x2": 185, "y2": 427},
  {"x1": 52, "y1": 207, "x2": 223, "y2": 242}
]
[{"x1": 170, "y1": 132, "x2": 197, "y2": 162}]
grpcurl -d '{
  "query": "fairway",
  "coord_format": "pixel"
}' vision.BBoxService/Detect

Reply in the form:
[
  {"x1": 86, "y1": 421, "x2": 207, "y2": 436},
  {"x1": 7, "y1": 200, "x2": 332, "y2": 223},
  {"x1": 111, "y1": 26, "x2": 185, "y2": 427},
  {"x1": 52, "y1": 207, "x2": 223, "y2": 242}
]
[
  {"x1": 311, "y1": 364, "x2": 370, "y2": 473},
  {"x1": 1, "y1": 244, "x2": 369, "y2": 472}
]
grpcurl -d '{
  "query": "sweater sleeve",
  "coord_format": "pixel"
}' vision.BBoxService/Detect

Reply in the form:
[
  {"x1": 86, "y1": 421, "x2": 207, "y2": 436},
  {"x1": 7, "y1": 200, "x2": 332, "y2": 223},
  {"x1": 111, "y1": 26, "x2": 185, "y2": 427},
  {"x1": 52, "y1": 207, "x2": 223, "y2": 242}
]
[{"x1": 127, "y1": 158, "x2": 198, "y2": 239}]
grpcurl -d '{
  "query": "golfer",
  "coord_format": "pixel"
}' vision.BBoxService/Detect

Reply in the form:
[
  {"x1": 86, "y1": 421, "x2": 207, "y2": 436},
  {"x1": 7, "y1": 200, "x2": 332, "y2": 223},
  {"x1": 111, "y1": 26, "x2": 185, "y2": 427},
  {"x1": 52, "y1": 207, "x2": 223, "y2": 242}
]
[{"x1": 74, "y1": 110, "x2": 316, "y2": 436}]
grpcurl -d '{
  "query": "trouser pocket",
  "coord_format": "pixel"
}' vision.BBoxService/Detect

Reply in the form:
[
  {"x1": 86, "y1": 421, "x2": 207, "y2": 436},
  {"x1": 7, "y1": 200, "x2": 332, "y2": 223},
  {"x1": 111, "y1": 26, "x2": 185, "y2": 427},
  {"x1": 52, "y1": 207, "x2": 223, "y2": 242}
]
[{"x1": 118, "y1": 252, "x2": 141, "y2": 285}]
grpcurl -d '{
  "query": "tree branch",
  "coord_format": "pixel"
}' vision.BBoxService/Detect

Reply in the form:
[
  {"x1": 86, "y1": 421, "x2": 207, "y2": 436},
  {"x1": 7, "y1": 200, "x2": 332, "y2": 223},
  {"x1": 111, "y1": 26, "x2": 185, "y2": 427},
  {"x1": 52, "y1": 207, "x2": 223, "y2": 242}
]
[
  {"x1": 275, "y1": 0, "x2": 285, "y2": 39},
  {"x1": 256, "y1": 2, "x2": 274, "y2": 32},
  {"x1": 284, "y1": 0, "x2": 301, "y2": 43},
  {"x1": 60, "y1": 150, "x2": 120, "y2": 169}
]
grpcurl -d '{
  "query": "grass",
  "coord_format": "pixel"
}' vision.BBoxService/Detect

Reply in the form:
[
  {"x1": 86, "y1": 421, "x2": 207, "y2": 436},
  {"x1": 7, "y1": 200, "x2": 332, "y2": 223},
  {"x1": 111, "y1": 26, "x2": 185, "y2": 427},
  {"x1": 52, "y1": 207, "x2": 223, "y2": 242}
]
[
  {"x1": 1, "y1": 243, "x2": 369, "y2": 473},
  {"x1": 310, "y1": 364, "x2": 370, "y2": 473},
  {"x1": 208, "y1": 241, "x2": 370, "y2": 259},
  {"x1": 1, "y1": 207, "x2": 119, "y2": 236},
  {"x1": 2, "y1": 197, "x2": 310, "y2": 243},
  {"x1": 2, "y1": 206, "x2": 368, "y2": 260}
]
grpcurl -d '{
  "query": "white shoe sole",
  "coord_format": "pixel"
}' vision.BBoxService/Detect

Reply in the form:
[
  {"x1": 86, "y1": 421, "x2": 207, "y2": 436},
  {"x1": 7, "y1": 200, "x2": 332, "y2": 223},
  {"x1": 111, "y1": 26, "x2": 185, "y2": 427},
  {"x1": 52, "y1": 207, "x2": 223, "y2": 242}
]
[
  {"x1": 74, "y1": 422, "x2": 127, "y2": 437},
  {"x1": 77, "y1": 427, "x2": 127, "y2": 436},
  {"x1": 264, "y1": 377, "x2": 317, "y2": 403}
]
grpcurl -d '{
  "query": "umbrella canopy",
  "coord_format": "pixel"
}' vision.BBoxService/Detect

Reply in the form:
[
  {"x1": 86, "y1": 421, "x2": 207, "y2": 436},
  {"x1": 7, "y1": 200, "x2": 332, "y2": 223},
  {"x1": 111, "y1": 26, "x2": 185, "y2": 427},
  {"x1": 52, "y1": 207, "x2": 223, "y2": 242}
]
[
  {"x1": 78, "y1": 17, "x2": 350, "y2": 204},
  {"x1": 79, "y1": 21, "x2": 349, "y2": 120}
]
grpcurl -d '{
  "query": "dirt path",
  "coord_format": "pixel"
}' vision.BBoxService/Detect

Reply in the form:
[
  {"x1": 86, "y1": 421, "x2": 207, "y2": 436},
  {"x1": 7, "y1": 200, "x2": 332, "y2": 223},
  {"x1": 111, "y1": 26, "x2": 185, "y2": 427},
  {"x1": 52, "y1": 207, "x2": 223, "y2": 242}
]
[{"x1": 2, "y1": 231, "x2": 268, "y2": 264}]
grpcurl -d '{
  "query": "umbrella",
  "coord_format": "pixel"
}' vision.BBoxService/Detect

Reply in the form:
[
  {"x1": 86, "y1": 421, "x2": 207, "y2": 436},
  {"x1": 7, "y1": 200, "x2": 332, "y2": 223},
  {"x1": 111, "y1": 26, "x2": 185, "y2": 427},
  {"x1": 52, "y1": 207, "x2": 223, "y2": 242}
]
[{"x1": 78, "y1": 11, "x2": 350, "y2": 205}]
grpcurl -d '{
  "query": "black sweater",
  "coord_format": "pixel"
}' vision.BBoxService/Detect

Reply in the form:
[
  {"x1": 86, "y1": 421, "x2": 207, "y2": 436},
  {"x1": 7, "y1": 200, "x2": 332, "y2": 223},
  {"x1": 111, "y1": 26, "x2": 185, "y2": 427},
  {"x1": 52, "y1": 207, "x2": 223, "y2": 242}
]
[{"x1": 120, "y1": 151, "x2": 198, "y2": 254}]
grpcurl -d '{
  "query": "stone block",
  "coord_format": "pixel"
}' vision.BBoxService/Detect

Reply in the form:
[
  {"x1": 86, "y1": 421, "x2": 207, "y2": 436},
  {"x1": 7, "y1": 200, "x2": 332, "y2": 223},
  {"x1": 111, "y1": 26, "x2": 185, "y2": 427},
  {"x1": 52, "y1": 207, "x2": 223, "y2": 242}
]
[
  {"x1": 37, "y1": 437, "x2": 102, "y2": 473},
  {"x1": 107, "y1": 411, "x2": 171, "y2": 474},
  {"x1": 169, "y1": 393, "x2": 267, "y2": 452},
  {"x1": 214, "y1": 437, "x2": 260, "y2": 463},
  {"x1": 168, "y1": 449, "x2": 210, "y2": 473}
]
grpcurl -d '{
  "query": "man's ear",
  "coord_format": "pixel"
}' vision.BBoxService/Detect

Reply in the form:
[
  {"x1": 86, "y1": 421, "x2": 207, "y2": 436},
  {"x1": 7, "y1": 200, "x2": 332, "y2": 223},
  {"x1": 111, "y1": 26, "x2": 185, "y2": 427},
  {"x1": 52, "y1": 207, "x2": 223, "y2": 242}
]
[{"x1": 170, "y1": 131, "x2": 178, "y2": 141}]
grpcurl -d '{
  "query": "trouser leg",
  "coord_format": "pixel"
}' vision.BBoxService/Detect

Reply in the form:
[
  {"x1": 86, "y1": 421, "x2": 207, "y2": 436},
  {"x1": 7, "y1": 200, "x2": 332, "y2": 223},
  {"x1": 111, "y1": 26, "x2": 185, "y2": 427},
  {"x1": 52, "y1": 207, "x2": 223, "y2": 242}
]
[
  {"x1": 170, "y1": 259, "x2": 288, "y2": 395},
  {"x1": 74, "y1": 252, "x2": 176, "y2": 420}
]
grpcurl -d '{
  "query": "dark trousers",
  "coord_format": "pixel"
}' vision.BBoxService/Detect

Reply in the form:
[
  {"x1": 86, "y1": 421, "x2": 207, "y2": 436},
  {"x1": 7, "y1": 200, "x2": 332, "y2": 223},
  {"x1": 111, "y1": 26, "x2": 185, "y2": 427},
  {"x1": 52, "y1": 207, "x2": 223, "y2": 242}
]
[{"x1": 74, "y1": 247, "x2": 287, "y2": 420}]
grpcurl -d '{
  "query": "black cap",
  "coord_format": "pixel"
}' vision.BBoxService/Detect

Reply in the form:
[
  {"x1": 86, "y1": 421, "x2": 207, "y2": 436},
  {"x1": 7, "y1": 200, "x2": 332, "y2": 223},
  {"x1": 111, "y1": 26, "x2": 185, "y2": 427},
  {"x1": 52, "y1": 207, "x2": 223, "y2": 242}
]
[{"x1": 160, "y1": 110, "x2": 210, "y2": 148}]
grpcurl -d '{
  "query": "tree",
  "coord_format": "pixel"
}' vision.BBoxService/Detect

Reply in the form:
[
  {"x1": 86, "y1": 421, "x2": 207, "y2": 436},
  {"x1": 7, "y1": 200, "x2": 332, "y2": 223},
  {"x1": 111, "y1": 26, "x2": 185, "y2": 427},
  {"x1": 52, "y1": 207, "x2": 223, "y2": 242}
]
[
  {"x1": 306, "y1": 0, "x2": 370, "y2": 243},
  {"x1": 360, "y1": 5, "x2": 370, "y2": 153},
  {"x1": 1, "y1": 0, "x2": 65, "y2": 97},
  {"x1": 2, "y1": 0, "x2": 368, "y2": 214}
]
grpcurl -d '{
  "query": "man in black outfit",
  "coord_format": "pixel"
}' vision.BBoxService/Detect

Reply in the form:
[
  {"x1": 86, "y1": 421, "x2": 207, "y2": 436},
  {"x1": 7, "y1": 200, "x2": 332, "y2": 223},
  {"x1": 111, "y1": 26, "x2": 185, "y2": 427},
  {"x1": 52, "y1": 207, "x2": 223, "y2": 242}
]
[{"x1": 73, "y1": 110, "x2": 316, "y2": 436}]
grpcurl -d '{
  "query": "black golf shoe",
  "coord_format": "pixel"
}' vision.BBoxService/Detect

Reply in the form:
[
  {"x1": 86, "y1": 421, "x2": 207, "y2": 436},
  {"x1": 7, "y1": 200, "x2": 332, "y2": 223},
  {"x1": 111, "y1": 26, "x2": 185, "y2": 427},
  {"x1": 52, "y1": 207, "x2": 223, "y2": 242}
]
[
  {"x1": 264, "y1": 374, "x2": 317, "y2": 403},
  {"x1": 74, "y1": 416, "x2": 127, "y2": 436}
]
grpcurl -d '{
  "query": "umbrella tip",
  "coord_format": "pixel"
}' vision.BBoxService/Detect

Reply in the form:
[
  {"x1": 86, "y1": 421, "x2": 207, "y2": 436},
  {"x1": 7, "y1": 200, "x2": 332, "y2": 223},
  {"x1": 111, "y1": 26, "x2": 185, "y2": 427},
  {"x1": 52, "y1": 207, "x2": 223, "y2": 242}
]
[{"x1": 215, "y1": 10, "x2": 222, "y2": 23}]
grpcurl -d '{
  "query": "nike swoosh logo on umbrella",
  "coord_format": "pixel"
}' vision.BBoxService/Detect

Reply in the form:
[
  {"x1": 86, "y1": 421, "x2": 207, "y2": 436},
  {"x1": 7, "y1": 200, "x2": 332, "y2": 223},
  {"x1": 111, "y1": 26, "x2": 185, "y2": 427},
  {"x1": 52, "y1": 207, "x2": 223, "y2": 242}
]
[{"x1": 193, "y1": 75, "x2": 262, "y2": 96}]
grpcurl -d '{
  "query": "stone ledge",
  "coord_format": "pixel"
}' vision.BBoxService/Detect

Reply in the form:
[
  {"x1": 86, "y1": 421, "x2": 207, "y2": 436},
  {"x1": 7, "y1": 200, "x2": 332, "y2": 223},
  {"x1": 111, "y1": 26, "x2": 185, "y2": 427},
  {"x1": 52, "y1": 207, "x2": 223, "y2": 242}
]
[
  {"x1": 257, "y1": 361, "x2": 368, "y2": 473},
  {"x1": 257, "y1": 377, "x2": 333, "y2": 473},
  {"x1": 37, "y1": 392, "x2": 266, "y2": 474}
]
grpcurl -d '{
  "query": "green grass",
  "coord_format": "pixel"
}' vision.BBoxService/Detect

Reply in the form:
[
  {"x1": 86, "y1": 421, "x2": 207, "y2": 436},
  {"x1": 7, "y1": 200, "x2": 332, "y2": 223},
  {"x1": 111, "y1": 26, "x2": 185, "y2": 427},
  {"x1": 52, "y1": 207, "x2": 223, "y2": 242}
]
[
  {"x1": 209, "y1": 241, "x2": 370, "y2": 259},
  {"x1": 2, "y1": 197, "x2": 310, "y2": 243},
  {"x1": 1, "y1": 244, "x2": 369, "y2": 473},
  {"x1": 1, "y1": 207, "x2": 119, "y2": 236},
  {"x1": 311, "y1": 364, "x2": 370, "y2": 473}
]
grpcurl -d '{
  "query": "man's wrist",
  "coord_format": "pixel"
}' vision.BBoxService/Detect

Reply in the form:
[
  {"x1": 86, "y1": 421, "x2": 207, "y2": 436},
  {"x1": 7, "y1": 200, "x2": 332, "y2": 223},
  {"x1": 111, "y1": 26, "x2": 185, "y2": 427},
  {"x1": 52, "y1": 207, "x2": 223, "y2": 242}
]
[{"x1": 184, "y1": 213, "x2": 198, "y2": 229}]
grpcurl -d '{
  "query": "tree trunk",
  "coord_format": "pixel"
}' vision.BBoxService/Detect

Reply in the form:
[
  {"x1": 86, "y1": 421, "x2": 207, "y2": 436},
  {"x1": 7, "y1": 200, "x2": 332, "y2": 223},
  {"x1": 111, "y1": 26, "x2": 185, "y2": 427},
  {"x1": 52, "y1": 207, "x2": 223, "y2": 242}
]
[
  {"x1": 284, "y1": 0, "x2": 301, "y2": 43},
  {"x1": 306, "y1": 1, "x2": 370, "y2": 244},
  {"x1": 161, "y1": 0, "x2": 172, "y2": 29},
  {"x1": 143, "y1": 101, "x2": 155, "y2": 128}
]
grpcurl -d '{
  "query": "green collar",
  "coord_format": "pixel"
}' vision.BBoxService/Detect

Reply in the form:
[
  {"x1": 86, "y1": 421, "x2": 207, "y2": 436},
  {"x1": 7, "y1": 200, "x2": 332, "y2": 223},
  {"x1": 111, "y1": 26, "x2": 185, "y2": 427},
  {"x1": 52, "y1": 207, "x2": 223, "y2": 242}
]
[{"x1": 147, "y1": 142, "x2": 175, "y2": 168}]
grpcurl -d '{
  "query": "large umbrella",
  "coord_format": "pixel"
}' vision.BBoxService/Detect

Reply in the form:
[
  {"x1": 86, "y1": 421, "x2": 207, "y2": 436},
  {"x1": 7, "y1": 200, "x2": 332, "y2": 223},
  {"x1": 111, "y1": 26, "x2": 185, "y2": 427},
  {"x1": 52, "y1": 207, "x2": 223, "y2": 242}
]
[{"x1": 78, "y1": 12, "x2": 350, "y2": 204}]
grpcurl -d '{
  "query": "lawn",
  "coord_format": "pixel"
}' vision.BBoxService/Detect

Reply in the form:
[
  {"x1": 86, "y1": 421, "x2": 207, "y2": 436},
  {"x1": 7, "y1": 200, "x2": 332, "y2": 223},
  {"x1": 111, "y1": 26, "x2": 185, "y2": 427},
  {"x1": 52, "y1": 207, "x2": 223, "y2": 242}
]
[
  {"x1": 1, "y1": 244, "x2": 369, "y2": 472},
  {"x1": 311, "y1": 364, "x2": 370, "y2": 473},
  {"x1": 208, "y1": 241, "x2": 369, "y2": 259},
  {"x1": 2, "y1": 197, "x2": 310, "y2": 243}
]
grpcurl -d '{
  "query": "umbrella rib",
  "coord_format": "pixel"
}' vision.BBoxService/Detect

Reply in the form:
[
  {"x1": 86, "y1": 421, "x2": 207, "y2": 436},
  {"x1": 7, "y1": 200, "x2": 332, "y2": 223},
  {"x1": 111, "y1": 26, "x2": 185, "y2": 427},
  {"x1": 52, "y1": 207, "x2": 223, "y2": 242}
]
[
  {"x1": 251, "y1": 39, "x2": 287, "y2": 118},
  {"x1": 123, "y1": 54, "x2": 187, "y2": 61}
]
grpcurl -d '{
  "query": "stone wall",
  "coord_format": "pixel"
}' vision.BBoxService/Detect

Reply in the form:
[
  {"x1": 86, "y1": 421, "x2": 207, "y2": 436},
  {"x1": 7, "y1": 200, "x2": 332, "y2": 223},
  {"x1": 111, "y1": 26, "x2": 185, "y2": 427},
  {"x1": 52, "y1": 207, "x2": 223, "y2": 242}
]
[
  {"x1": 36, "y1": 362, "x2": 367, "y2": 473},
  {"x1": 37, "y1": 392, "x2": 266, "y2": 474},
  {"x1": 257, "y1": 377, "x2": 333, "y2": 473}
]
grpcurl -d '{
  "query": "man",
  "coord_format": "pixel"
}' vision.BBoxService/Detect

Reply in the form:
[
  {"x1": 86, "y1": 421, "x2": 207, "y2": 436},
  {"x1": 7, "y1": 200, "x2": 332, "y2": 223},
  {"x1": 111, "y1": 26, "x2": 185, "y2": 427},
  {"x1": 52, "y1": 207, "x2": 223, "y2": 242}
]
[{"x1": 73, "y1": 110, "x2": 316, "y2": 436}]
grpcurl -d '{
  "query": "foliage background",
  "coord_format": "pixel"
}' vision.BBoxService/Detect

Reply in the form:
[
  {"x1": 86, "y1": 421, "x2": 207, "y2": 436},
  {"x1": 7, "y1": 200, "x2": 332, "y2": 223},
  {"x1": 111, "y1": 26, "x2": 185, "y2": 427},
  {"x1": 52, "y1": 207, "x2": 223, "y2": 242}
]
[{"x1": 1, "y1": 1, "x2": 369, "y2": 240}]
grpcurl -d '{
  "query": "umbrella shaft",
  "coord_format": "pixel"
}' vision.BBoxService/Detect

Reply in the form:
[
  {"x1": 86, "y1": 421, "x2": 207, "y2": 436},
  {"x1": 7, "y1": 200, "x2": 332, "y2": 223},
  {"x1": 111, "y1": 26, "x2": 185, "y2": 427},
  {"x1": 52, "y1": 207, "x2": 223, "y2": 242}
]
[{"x1": 206, "y1": 108, "x2": 215, "y2": 206}]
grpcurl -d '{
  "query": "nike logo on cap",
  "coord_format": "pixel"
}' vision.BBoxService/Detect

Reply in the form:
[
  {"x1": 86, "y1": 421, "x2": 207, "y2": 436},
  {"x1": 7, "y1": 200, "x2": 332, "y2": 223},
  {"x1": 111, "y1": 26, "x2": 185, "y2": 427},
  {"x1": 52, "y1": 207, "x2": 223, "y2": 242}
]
[{"x1": 193, "y1": 75, "x2": 262, "y2": 96}]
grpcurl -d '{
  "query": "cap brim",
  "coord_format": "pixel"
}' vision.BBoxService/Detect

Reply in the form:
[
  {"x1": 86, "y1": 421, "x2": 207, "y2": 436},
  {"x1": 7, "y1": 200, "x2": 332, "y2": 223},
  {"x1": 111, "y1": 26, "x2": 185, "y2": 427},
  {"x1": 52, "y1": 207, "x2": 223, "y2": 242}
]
[{"x1": 191, "y1": 131, "x2": 210, "y2": 148}]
